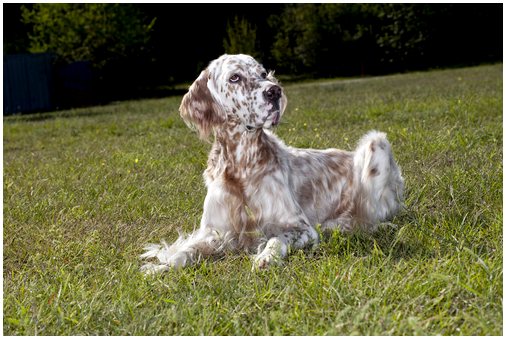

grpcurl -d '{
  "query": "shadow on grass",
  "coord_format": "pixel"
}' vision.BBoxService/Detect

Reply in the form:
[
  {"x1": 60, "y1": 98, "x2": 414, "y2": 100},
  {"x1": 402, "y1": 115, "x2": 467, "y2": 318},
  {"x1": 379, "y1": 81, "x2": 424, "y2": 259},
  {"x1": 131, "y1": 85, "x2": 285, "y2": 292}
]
[{"x1": 316, "y1": 218, "x2": 433, "y2": 263}]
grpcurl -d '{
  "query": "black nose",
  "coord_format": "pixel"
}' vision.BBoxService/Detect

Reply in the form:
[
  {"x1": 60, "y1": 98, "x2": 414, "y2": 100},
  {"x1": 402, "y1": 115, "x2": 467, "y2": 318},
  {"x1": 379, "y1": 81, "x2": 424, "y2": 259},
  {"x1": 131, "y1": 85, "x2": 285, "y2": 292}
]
[{"x1": 263, "y1": 85, "x2": 282, "y2": 102}]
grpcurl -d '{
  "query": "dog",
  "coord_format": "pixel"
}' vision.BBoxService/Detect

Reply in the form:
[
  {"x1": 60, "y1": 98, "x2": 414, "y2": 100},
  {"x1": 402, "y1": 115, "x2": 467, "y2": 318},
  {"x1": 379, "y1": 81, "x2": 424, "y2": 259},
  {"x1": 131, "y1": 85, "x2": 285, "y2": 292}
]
[{"x1": 141, "y1": 54, "x2": 404, "y2": 273}]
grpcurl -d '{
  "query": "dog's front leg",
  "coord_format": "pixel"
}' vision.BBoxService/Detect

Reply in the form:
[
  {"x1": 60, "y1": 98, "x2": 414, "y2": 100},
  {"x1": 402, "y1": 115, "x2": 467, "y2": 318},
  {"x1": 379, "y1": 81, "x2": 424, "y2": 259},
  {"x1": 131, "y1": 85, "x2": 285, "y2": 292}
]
[
  {"x1": 141, "y1": 183, "x2": 241, "y2": 273},
  {"x1": 253, "y1": 218, "x2": 319, "y2": 269},
  {"x1": 140, "y1": 226, "x2": 225, "y2": 273}
]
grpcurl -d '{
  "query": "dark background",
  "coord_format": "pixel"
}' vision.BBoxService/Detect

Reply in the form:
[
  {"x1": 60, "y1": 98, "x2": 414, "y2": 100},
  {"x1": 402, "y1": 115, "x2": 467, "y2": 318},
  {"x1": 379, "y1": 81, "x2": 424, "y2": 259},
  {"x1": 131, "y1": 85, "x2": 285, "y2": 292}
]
[{"x1": 3, "y1": 3, "x2": 503, "y2": 113}]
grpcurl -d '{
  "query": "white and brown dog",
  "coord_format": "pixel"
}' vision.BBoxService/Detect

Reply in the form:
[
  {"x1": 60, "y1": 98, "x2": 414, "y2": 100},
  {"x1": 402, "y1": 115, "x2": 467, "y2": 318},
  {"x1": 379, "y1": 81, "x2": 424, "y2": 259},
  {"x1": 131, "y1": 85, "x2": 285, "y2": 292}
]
[{"x1": 141, "y1": 54, "x2": 404, "y2": 273}]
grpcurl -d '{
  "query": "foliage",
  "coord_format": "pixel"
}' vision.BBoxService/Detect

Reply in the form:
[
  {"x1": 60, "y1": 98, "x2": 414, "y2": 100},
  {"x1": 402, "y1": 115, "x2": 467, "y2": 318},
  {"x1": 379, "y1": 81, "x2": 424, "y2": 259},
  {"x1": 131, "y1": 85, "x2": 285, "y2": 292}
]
[
  {"x1": 21, "y1": 3, "x2": 156, "y2": 69},
  {"x1": 269, "y1": 4, "x2": 439, "y2": 76},
  {"x1": 4, "y1": 3, "x2": 501, "y2": 86},
  {"x1": 3, "y1": 64, "x2": 503, "y2": 335},
  {"x1": 372, "y1": 4, "x2": 428, "y2": 65},
  {"x1": 223, "y1": 16, "x2": 258, "y2": 58}
]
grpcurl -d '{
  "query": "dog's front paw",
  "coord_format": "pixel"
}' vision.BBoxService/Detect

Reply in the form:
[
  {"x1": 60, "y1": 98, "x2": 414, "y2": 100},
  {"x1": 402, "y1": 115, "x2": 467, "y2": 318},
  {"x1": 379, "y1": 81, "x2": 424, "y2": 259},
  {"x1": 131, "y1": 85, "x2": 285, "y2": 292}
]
[
  {"x1": 140, "y1": 241, "x2": 189, "y2": 274},
  {"x1": 253, "y1": 251, "x2": 281, "y2": 269},
  {"x1": 140, "y1": 263, "x2": 170, "y2": 275},
  {"x1": 140, "y1": 254, "x2": 188, "y2": 275},
  {"x1": 253, "y1": 238, "x2": 285, "y2": 270}
]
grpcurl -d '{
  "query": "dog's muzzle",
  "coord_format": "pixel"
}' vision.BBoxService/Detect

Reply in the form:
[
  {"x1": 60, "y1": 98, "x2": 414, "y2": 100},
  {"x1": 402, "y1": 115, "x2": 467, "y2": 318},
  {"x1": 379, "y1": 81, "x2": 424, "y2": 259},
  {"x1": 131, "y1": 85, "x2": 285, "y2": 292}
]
[
  {"x1": 263, "y1": 85, "x2": 282, "y2": 126},
  {"x1": 263, "y1": 85, "x2": 282, "y2": 103}
]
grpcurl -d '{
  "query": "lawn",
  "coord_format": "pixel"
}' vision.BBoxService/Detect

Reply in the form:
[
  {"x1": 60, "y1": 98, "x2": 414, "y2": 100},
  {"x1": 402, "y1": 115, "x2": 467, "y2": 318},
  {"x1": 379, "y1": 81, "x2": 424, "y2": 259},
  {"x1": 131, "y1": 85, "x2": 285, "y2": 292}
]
[{"x1": 3, "y1": 64, "x2": 502, "y2": 335}]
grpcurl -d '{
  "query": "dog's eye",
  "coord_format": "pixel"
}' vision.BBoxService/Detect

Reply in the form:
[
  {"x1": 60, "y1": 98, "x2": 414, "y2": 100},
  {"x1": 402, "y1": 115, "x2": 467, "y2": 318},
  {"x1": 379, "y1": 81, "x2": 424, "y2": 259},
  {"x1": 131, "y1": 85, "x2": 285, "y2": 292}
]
[
  {"x1": 229, "y1": 74, "x2": 241, "y2": 83},
  {"x1": 261, "y1": 72, "x2": 267, "y2": 79}
]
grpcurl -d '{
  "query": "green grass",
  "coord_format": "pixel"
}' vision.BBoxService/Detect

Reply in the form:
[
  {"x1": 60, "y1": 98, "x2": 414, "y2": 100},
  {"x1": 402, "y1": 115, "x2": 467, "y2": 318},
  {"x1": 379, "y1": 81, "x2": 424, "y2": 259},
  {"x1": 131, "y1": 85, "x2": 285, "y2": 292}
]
[{"x1": 4, "y1": 64, "x2": 502, "y2": 335}]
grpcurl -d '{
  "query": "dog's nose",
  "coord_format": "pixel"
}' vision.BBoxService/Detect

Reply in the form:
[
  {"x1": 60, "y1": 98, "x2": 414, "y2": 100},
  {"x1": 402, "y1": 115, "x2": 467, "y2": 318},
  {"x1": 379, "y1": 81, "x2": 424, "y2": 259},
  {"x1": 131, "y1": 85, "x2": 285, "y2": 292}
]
[{"x1": 263, "y1": 85, "x2": 282, "y2": 102}]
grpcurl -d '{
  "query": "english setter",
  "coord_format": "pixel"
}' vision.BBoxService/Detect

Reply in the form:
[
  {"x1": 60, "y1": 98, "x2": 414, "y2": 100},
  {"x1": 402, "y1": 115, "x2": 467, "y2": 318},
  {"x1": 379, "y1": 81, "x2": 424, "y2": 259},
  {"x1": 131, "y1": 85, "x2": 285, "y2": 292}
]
[{"x1": 141, "y1": 54, "x2": 404, "y2": 273}]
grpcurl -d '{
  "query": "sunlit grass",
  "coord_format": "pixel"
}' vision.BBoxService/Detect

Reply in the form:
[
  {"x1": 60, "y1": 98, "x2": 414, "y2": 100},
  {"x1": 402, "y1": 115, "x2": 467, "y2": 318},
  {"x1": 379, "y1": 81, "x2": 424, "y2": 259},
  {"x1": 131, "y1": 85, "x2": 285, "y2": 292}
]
[{"x1": 4, "y1": 64, "x2": 502, "y2": 335}]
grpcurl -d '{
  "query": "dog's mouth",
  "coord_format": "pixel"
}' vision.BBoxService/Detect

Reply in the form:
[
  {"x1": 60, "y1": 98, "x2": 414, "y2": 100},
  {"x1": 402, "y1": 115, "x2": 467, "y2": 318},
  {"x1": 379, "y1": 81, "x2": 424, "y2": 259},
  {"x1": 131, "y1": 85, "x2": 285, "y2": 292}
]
[
  {"x1": 245, "y1": 101, "x2": 281, "y2": 132},
  {"x1": 270, "y1": 110, "x2": 280, "y2": 126},
  {"x1": 268, "y1": 101, "x2": 281, "y2": 126}
]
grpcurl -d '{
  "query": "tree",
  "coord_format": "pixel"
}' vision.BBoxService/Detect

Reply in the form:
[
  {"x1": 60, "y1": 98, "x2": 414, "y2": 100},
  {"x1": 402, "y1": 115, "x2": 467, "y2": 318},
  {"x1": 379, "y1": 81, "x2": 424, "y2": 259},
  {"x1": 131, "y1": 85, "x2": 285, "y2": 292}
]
[
  {"x1": 269, "y1": 4, "x2": 432, "y2": 76},
  {"x1": 370, "y1": 4, "x2": 430, "y2": 70},
  {"x1": 268, "y1": 4, "x2": 319, "y2": 74},
  {"x1": 223, "y1": 16, "x2": 258, "y2": 58},
  {"x1": 21, "y1": 3, "x2": 156, "y2": 69}
]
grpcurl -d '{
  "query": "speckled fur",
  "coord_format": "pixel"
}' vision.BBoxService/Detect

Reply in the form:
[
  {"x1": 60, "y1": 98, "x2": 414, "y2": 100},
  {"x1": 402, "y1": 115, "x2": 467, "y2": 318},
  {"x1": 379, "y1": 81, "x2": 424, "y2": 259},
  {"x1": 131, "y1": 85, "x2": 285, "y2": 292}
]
[{"x1": 141, "y1": 54, "x2": 404, "y2": 273}]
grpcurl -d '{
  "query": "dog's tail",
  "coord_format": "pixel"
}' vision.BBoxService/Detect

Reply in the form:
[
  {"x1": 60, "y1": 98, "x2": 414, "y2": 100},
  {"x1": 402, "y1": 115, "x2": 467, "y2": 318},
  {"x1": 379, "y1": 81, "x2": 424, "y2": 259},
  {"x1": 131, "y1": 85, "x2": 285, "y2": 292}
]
[{"x1": 353, "y1": 130, "x2": 404, "y2": 231}]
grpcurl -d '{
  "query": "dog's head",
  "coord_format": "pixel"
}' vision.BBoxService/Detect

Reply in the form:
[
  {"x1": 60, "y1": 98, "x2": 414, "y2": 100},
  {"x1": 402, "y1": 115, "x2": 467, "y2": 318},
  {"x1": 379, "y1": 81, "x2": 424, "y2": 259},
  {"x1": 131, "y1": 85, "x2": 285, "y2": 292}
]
[{"x1": 180, "y1": 54, "x2": 287, "y2": 139}]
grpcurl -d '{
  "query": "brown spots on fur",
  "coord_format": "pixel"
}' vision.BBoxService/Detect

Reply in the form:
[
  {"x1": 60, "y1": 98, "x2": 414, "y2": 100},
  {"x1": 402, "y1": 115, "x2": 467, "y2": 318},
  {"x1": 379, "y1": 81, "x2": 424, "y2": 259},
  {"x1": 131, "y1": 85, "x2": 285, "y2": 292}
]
[
  {"x1": 217, "y1": 177, "x2": 259, "y2": 250},
  {"x1": 369, "y1": 140, "x2": 386, "y2": 153},
  {"x1": 291, "y1": 150, "x2": 357, "y2": 224},
  {"x1": 224, "y1": 166, "x2": 244, "y2": 200},
  {"x1": 206, "y1": 143, "x2": 221, "y2": 173},
  {"x1": 328, "y1": 176, "x2": 355, "y2": 223},
  {"x1": 255, "y1": 133, "x2": 277, "y2": 167},
  {"x1": 297, "y1": 180, "x2": 316, "y2": 209},
  {"x1": 324, "y1": 151, "x2": 353, "y2": 178},
  {"x1": 179, "y1": 69, "x2": 225, "y2": 140},
  {"x1": 218, "y1": 154, "x2": 262, "y2": 250},
  {"x1": 232, "y1": 97, "x2": 242, "y2": 109}
]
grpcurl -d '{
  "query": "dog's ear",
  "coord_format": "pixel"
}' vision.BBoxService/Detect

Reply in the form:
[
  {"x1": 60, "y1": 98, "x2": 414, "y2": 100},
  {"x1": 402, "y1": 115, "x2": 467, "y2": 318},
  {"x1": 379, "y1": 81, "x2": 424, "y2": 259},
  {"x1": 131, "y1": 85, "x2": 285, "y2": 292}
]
[{"x1": 179, "y1": 69, "x2": 225, "y2": 140}]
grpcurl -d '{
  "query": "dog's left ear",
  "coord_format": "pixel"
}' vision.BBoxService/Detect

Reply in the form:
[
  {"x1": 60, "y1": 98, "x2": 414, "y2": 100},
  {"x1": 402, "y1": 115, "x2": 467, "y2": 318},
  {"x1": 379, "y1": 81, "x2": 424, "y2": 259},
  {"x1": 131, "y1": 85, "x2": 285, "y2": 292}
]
[{"x1": 179, "y1": 69, "x2": 225, "y2": 140}]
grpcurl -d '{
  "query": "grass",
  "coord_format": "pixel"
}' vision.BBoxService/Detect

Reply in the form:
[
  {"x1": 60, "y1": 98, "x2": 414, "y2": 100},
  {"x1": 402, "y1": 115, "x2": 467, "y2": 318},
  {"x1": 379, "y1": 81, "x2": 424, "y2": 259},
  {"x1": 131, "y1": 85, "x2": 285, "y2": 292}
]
[{"x1": 3, "y1": 64, "x2": 503, "y2": 335}]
